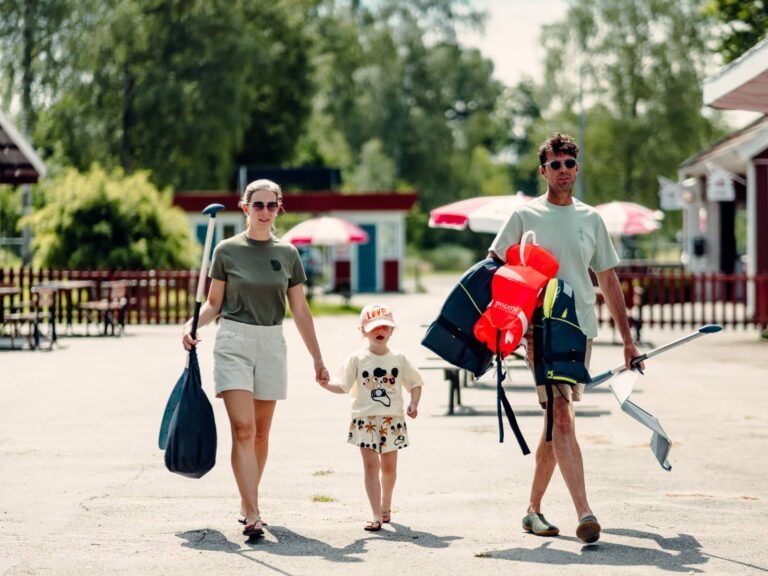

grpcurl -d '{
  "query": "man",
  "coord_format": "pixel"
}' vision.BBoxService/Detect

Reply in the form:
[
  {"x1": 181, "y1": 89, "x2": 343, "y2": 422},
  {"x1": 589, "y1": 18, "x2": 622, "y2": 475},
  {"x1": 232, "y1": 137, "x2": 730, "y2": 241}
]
[{"x1": 489, "y1": 133, "x2": 642, "y2": 544}]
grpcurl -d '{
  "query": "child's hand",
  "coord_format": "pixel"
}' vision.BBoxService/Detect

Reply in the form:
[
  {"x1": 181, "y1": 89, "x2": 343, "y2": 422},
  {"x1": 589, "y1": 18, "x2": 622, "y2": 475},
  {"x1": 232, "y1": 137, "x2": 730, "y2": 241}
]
[{"x1": 406, "y1": 403, "x2": 418, "y2": 418}]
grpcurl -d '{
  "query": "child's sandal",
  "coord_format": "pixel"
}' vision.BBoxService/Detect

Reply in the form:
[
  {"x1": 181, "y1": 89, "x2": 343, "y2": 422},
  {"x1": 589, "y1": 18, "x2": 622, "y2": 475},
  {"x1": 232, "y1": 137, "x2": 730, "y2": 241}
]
[
  {"x1": 382, "y1": 510, "x2": 391, "y2": 523},
  {"x1": 364, "y1": 520, "x2": 382, "y2": 532}
]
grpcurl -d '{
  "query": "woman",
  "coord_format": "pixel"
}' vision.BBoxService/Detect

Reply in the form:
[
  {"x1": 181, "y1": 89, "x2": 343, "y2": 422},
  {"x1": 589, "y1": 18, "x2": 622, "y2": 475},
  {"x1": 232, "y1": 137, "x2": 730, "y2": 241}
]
[{"x1": 182, "y1": 179, "x2": 329, "y2": 538}]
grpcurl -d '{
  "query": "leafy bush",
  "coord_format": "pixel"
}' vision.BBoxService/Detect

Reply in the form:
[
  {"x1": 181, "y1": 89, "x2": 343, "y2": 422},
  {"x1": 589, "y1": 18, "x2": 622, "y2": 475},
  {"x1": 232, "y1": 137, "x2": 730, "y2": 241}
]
[
  {"x1": 421, "y1": 244, "x2": 476, "y2": 272},
  {"x1": 22, "y1": 166, "x2": 198, "y2": 269}
]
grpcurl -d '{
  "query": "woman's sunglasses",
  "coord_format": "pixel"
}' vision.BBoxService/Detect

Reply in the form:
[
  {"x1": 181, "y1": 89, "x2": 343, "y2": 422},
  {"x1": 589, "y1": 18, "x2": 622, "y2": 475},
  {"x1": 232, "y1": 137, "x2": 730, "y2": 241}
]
[
  {"x1": 249, "y1": 201, "x2": 281, "y2": 212},
  {"x1": 542, "y1": 158, "x2": 577, "y2": 170}
]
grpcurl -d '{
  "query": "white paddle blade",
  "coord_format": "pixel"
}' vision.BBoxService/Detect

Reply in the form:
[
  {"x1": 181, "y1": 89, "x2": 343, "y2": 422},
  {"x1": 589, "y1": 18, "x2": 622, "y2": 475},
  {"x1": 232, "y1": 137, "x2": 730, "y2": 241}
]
[{"x1": 608, "y1": 369, "x2": 641, "y2": 405}]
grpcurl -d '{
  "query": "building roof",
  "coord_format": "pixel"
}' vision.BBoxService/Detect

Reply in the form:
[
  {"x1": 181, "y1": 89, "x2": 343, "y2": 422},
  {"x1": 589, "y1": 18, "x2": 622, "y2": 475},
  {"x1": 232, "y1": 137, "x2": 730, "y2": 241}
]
[
  {"x1": 703, "y1": 37, "x2": 768, "y2": 113},
  {"x1": 0, "y1": 109, "x2": 46, "y2": 184},
  {"x1": 679, "y1": 115, "x2": 768, "y2": 176},
  {"x1": 174, "y1": 191, "x2": 420, "y2": 213}
]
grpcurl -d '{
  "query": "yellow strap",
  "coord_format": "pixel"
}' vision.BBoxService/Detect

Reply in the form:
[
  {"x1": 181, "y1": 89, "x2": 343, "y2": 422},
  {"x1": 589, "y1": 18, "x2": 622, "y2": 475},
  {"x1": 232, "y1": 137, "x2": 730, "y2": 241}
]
[
  {"x1": 458, "y1": 281, "x2": 484, "y2": 316},
  {"x1": 542, "y1": 279, "x2": 557, "y2": 319},
  {"x1": 552, "y1": 317, "x2": 583, "y2": 332}
]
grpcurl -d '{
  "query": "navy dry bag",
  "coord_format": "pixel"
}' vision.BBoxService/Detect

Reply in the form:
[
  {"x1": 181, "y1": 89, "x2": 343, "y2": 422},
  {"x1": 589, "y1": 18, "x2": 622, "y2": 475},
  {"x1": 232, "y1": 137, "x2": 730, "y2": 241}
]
[{"x1": 164, "y1": 348, "x2": 217, "y2": 478}]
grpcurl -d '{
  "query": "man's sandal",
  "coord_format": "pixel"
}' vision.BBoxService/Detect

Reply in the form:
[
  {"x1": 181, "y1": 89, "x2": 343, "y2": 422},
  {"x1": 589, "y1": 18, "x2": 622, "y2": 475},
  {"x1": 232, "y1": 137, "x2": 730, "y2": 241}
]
[
  {"x1": 576, "y1": 514, "x2": 601, "y2": 544},
  {"x1": 364, "y1": 520, "x2": 382, "y2": 532},
  {"x1": 522, "y1": 512, "x2": 560, "y2": 537},
  {"x1": 382, "y1": 510, "x2": 391, "y2": 523}
]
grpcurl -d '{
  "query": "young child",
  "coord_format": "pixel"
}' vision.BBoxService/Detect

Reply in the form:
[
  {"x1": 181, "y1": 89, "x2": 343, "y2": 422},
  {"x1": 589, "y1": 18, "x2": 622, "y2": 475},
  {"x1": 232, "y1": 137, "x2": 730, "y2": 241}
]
[{"x1": 319, "y1": 303, "x2": 424, "y2": 531}]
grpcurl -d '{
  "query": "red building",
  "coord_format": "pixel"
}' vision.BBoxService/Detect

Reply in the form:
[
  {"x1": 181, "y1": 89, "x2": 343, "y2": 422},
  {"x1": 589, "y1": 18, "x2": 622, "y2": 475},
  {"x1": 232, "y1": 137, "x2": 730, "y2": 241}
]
[{"x1": 174, "y1": 191, "x2": 419, "y2": 293}]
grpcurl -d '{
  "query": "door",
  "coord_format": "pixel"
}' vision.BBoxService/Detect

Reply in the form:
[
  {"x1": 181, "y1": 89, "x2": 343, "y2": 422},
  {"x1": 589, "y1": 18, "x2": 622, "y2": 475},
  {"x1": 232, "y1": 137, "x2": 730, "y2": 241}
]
[{"x1": 357, "y1": 224, "x2": 377, "y2": 292}]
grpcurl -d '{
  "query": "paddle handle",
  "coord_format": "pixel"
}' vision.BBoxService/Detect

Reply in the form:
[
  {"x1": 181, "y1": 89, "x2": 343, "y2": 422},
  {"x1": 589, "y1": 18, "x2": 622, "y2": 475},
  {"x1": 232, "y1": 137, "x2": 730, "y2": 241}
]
[
  {"x1": 190, "y1": 204, "x2": 224, "y2": 340},
  {"x1": 587, "y1": 324, "x2": 722, "y2": 390}
]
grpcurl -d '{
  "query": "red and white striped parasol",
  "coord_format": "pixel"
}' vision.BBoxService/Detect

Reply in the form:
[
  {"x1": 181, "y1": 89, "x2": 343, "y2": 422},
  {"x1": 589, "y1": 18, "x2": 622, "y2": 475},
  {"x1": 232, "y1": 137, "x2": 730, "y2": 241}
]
[
  {"x1": 428, "y1": 192, "x2": 533, "y2": 233},
  {"x1": 281, "y1": 216, "x2": 369, "y2": 246},
  {"x1": 595, "y1": 201, "x2": 664, "y2": 236}
]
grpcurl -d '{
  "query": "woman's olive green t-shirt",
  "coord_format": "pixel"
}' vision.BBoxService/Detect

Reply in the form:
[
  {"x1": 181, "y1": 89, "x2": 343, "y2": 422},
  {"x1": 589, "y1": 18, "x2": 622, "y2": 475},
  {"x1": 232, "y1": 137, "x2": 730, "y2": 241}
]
[{"x1": 209, "y1": 233, "x2": 307, "y2": 326}]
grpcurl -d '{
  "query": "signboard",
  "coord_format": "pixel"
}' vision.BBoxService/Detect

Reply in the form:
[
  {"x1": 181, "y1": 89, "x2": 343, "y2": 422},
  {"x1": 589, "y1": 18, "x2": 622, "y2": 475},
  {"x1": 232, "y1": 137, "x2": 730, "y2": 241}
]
[
  {"x1": 658, "y1": 176, "x2": 684, "y2": 210},
  {"x1": 706, "y1": 168, "x2": 735, "y2": 201}
]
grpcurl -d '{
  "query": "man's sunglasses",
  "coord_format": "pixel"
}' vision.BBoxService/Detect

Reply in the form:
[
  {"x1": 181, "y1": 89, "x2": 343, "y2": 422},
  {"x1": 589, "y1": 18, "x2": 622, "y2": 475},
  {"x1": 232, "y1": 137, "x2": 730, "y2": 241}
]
[
  {"x1": 542, "y1": 158, "x2": 577, "y2": 170},
  {"x1": 249, "y1": 201, "x2": 281, "y2": 212}
]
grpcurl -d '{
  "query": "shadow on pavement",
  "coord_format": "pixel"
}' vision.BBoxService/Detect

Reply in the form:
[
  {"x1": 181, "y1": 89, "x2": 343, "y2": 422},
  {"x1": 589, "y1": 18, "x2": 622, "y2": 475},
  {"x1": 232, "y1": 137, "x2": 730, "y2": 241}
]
[
  {"x1": 481, "y1": 528, "x2": 711, "y2": 573},
  {"x1": 178, "y1": 523, "x2": 461, "y2": 566}
]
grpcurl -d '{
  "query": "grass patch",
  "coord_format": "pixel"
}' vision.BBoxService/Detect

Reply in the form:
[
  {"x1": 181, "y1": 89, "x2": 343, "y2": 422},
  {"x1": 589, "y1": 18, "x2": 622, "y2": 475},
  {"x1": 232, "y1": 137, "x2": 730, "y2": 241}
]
[
  {"x1": 312, "y1": 494, "x2": 336, "y2": 503},
  {"x1": 286, "y1": 300, "x2": 360, "y2": 318},
  {"x1": 312, "y1": 469, "x2": 334, "y2": 477}
]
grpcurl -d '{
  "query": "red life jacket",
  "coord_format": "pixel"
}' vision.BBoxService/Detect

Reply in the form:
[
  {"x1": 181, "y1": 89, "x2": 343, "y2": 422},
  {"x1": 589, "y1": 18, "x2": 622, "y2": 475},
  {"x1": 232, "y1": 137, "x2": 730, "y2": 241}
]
[{"x1": 473, "y1": 232, "x2": 559, "y2": 358}]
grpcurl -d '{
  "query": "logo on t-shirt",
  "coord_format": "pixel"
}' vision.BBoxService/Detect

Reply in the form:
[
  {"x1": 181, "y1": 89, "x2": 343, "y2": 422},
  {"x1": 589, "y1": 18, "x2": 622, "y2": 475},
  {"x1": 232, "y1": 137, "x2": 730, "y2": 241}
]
[
  {"x1": 270, "y1": 259, "x2": 281, "y2": 271},
  {"x1": 577, "y1": 227, "x2": 584, "y2": 242}
]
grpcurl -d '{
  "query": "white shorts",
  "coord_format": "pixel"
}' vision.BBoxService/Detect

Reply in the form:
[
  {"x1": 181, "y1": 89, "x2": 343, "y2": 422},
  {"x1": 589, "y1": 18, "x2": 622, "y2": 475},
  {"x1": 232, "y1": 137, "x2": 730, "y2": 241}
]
[{"x1": 213, "y1": 318, "x2": 288, "y2": 400}]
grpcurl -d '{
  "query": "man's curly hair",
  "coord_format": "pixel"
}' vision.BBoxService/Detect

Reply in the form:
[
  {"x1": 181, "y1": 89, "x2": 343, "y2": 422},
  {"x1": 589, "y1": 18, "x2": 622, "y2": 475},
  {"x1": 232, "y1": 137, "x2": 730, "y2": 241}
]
[{"x1": 538, "y1": 133, "x2": 579, "y2": 166}]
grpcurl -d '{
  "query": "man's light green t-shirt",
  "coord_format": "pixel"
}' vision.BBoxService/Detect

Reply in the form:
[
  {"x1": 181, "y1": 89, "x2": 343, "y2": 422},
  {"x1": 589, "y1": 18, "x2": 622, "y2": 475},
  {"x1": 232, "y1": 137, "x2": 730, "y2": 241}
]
[
  {"x1": 489, "y1": 195, "x2": 619, "y2": 338},
  {"x1": 210, "y1": 232, "x2": 307, "y2": 326}
]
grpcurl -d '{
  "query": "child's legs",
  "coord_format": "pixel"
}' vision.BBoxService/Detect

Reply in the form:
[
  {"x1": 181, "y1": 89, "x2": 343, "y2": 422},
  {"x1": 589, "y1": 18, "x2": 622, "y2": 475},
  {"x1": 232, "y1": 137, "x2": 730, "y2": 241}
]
[
  {"x1": 360, "y1": 448, "x2": 382, "y2": 521},
  {"x1": 380, "y1": 450, "x2": 398, "y2": 512}
]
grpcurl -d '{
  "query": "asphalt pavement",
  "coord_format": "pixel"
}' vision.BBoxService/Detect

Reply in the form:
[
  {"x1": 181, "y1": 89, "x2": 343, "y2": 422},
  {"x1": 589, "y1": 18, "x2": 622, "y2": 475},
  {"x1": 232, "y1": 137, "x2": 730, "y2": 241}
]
[{"x1": 2, "y1": 274, "x2": 767, "y2": 575}]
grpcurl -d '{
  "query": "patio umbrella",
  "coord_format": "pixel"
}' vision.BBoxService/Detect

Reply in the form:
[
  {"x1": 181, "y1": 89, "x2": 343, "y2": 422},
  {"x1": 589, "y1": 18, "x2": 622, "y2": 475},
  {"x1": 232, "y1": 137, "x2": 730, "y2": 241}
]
[
  {"x1": 595, "y1": 201, "x2": 664, "y2": 236},
  {"x1": 281, "y1": 216, "x2": 369, "y2": 246},
  {"x1": 428, "y1": 192, "x2": 533, "y2": 234}
]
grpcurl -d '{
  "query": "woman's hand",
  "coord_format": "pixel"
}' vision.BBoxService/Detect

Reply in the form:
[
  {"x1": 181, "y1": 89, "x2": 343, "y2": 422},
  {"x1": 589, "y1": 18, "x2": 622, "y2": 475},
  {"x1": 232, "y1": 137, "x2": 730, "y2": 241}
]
[
  {"x1": 182, "y1": 322, "x2": 200, "y2": 351},
  {"x1": 407, "y1": 403, "x2": 418, "y2": 418},
  {"x1": 314, "y1": 359, "x2": 330, "y2": 386}
]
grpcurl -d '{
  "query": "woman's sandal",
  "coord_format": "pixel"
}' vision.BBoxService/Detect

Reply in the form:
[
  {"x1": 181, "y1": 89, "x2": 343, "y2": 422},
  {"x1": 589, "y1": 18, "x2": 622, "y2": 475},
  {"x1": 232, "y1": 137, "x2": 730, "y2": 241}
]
[
  {"x1": 382, "y1": 510, "x2": 391, "y2": 523},
  {"x1": 239, "y1": 517, "x2": 267, "y2": 527},
  {"x1": 242, "y1": 518, "x2": 264, "y2": 538},
  {"x1": 364, "y1": 520, "x2": 382, "y2": 532}
]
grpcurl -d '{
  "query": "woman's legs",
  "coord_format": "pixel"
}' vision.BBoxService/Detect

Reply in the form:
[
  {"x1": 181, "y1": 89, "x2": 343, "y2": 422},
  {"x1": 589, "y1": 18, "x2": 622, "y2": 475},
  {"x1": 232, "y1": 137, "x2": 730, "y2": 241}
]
[
  {"x1": 380, "y1": 451, "x2": 398, "y2": 518},
  {"x1": 222, "y1": 390, "x2": 260, "y2": 526},
  {"x1": 251, "y1": 400, "x2": 276, "y2": 516},
  {"x1": 360, "y1": 448, "x2": 383, "y2": 523}
]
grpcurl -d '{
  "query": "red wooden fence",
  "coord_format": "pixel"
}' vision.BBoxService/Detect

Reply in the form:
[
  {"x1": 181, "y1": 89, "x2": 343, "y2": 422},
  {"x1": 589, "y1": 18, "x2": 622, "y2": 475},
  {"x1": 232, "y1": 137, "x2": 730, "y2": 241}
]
[
  {"x1": 2, "y1": 268, "x2": 767, "y2": 331},
  {"x1": 598, "y1": 271, "x2": 768, "y2": 332}
]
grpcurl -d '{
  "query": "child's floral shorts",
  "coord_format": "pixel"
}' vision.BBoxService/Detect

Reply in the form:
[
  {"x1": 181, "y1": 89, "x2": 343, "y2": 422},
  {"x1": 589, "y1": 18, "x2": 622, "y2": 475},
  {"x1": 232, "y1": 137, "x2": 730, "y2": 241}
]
[{"x1": 347, "y1": 415, "x2": 409, "y2": 454}]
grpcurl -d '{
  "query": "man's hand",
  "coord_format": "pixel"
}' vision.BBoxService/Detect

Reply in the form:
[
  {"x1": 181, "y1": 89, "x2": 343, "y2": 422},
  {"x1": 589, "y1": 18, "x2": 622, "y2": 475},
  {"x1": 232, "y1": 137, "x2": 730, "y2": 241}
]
[{"x1": 624, "y1": 341, "x2": 644, "y2": 372}]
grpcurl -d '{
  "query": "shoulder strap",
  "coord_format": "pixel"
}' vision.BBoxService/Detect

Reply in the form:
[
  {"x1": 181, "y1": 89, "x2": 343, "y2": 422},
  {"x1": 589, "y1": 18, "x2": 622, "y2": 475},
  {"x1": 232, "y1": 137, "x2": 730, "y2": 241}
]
[{"x1": 495, "y1": 330, "x2": 530, "y2": 455}]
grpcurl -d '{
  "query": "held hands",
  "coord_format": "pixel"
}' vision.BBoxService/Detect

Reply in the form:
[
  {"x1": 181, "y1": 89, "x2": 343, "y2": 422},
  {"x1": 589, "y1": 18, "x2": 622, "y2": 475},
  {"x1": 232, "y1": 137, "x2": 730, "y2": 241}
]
[
  {"x1": 406, "y1": 403, "x2": 418, "y2": 418},
  {"x1": 314, "y1": 359, "x2": 330, "y2": 386}
]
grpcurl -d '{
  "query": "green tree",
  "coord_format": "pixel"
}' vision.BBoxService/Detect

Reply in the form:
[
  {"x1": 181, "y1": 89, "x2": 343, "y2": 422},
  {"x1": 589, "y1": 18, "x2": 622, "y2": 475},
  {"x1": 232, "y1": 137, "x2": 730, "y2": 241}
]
[
  {"x1": 23, "y1": 166, "x2": 198, "y2": 269},
  {"x1": 705, "y1": 0, "x2": 767, "y2": 62},
  {"x1": 537, "y1": 0, "x2": 726, "y2": 209},
  {"x1": 300, "y1": 0, "x2": 507, "y2": 211},
  {"x1": 0, "y1": 0, "x2": 72, "y2": 133},
  {"x1": 34, "y1": 0, "x2": 315, "y2": 191},
  {"x1": 347, "y1": 139, "x2": 398, "y2": 191}
]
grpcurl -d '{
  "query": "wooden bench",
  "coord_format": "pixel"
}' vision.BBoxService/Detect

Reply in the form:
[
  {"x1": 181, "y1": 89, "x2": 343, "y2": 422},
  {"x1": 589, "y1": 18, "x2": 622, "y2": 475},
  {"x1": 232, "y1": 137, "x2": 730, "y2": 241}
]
[
  {"x1": 3, "y1": 287, "x2": 56, "y2": 350},
  {"x1": 79, "y1": 280, "x2": 130, "y2": 336},
  {"x1": 420, "y1": 363, "x2": 464, "y2": 415}
]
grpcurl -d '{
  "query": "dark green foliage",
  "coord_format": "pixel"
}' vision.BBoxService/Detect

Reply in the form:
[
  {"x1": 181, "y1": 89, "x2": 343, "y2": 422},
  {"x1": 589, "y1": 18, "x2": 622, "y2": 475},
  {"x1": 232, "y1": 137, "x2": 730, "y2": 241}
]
[
  {"x1": 705, "y1": 0, "x2": 767, "y2": 63},
  {"x1": 23, "y1": 166, "x2": 198, "y2": 269}
]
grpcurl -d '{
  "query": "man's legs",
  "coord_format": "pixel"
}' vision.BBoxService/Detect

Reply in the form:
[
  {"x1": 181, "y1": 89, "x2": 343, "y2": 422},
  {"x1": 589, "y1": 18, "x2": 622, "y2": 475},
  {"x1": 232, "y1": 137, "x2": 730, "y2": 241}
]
[
  {"x1": 527, "y1": 396, "x2": 592, "y2": 518},
  {"x1": 525, "y1": 395, "x2": 600, "y2": 542},
  {"x1": 550, "y1": 396, "x2": 592, "y2": 519},
  {"x1": 527, "y1": 420, "x2": 557, "y2": 514}
]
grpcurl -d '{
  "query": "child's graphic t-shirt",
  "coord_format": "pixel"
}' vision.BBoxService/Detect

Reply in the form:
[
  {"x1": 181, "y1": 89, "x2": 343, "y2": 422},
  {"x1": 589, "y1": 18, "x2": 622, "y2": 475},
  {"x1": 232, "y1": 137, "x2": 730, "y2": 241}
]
[{"x1": 334, "y1": 348, "x2": 424, "y2": 417}]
